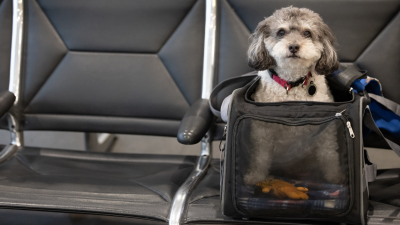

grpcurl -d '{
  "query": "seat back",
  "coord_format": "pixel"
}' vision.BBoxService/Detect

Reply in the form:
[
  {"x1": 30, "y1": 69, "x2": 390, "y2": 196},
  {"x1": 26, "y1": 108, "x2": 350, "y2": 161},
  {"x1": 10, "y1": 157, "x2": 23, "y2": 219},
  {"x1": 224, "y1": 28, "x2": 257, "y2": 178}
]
[
  {"x1": 215, "y1": 0, "x2": 400, "y2": 103},
  {"x1": 0, "y1": 0, "x2": 12, "y2": 129},
  {"x1": 15, "y1": 0, "x2": 205, "y2": 136},
  {"x1": 0, "y1": 0, "x2": 12, "y2": 93}
]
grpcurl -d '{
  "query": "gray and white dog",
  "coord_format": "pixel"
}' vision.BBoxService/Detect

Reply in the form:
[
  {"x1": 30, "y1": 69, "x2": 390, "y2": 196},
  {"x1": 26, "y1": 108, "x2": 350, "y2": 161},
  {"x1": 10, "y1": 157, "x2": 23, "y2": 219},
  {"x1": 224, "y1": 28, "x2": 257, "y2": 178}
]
[{"x1": 243, "y1": 6, "x2": 345, "y2": 185}]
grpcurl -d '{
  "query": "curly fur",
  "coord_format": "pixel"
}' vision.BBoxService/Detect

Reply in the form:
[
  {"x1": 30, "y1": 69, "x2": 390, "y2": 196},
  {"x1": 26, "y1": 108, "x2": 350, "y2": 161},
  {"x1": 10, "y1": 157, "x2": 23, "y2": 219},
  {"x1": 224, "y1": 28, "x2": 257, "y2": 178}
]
[
  {"x1": 248, "y1": 6, "x2": 339, "y2": 76},
  {"x1": 244, "y1": 6, "x2": 343, "y2": 185}
]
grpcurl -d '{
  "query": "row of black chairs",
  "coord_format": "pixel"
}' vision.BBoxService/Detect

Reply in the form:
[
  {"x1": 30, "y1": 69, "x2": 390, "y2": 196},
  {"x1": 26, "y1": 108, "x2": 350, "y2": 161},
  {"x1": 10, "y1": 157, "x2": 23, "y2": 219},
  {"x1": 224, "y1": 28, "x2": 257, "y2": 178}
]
[{"x1": 0, "y1": 0, "x2": 399, "y2": 224}]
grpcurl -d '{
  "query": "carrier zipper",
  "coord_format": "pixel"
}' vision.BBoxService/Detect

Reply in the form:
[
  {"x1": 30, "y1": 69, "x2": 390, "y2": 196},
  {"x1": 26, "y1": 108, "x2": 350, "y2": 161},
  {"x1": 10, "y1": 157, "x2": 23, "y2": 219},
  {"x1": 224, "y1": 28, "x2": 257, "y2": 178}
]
[
  {"x1": 221, "y1": 88, "x2": 241, "y2": 211},
  {"x1": 219, "y1": 125, "x2": 227, "y2": 151},
  {"x1": 235, "y1": 110, "x2": 355, "y2": 139},
  {"x1": 335, "y1": 109, "x2": 355, "y2": 138},
  {"x1": 237, "y1": 114, "x2": 337, "y2": 126},
  {"x1": 223, "y1": 125, "x2": 227, "y2": 138}
]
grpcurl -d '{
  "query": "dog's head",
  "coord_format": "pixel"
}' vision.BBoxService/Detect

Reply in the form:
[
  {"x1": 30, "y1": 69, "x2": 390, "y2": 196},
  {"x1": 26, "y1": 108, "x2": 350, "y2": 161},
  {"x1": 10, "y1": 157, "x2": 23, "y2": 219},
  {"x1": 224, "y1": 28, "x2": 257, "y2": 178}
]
[{"x1": 248, "y1": 6, "x2": 339, "y2": 75}]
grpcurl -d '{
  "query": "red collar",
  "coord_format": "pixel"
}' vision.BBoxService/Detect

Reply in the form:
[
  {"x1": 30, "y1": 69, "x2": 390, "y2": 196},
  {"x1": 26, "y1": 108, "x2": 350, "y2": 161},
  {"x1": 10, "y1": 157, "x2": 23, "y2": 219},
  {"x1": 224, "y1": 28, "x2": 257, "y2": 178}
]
[{"x1": 269, "y1": 69, "x2": 312, "y2": 93}]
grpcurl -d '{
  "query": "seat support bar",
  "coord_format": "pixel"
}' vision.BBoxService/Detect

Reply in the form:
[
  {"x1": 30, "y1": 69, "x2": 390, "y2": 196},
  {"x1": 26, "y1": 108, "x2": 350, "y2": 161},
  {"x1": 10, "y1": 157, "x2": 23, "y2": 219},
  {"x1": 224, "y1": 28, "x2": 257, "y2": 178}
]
[
  {"x1": 0, "y1": 145, "x2": 18, "y2": 164},
  {"x1": 9, "y1": 0, "x2": 23, "y2": 106},
  {"x1": 84, "y1": 133, "x2": 117, "y2": 152},
  {"x1": 7, "y1": 113, "x2": 23, "y2": 147},
  {"x1": 169, "y1": 133, "x2": 212, "y2": 224},
  {"x1": 201, "y1": 0, "x2": 217, "y2": 99},
  {"x1": 0, "y1": 0, "x2": 25, "y2": 163},
  {"x1": 8, "y1": 0, "x2": 24, "y2": 148},
  {"x1": 169, "y1": 0, "x2": 217, "y2": 222}
]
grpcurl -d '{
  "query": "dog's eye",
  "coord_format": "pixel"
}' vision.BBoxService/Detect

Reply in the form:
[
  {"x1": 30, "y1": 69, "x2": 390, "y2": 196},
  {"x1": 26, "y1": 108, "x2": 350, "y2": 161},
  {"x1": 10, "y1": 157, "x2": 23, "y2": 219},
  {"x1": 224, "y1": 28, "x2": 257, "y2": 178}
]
[
  {"x1": 277, "y1": 29, "x2": 285, "y2": 37},
  {"x1": 304, "y1": 31, "x2": 311, "y2": 38}
]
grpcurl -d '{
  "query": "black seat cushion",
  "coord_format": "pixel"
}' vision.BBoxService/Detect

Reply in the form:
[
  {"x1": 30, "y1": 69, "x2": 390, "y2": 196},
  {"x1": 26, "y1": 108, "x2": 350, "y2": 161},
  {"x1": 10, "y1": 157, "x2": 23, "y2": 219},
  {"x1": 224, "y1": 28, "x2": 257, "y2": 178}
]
[
  {"x1": 186, "y1": 159, "x2": 232, "y2": 223},
  {"x1": 368, "y1": 201, "x2": 400, "y2": 224},
  {"x1": 368, "y1": 170, "x2": 400, "y2": 224},
  {"x1": 369, "y1": 169, "x2": 400, "y2": 207},
  {"x1": 0, "y1": 208, "x2": 169, "y2": 225},
  {"x1": 0, "y1": 147, "x2": 198, "y2": 221}
]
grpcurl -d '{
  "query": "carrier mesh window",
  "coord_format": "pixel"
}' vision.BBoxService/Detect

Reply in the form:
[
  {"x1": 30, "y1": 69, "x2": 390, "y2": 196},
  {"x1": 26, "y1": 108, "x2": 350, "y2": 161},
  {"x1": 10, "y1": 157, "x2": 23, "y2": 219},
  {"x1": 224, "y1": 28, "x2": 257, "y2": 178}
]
[{"x1": 234, "y1": 116, "x2": 351, "y2": 217}]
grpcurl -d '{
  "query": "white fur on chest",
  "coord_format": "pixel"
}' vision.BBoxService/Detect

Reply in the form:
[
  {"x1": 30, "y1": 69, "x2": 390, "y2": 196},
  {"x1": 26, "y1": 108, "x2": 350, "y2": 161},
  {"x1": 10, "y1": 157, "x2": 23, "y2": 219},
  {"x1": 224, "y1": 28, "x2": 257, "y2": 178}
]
[{"x1": 251, "y1": 70, "x2": 334, "y2": 102}]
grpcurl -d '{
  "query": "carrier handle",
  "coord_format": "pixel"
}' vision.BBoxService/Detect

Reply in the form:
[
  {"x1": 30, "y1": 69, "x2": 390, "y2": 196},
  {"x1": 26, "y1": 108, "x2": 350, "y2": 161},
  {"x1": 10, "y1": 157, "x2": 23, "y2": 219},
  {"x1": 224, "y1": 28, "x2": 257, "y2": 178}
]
[
  {"x1": 209, "y1": 71, "x2": 258, "y2": 118},
  {"x1": 210, "y1": 63, "x2": 365, "y2": 118},
  {"x1": 209, "y1": 70, "x2": 400, "y2": 157},
  {"x1": 326, "y1": 63, "x2": 367, "y2": 92}
]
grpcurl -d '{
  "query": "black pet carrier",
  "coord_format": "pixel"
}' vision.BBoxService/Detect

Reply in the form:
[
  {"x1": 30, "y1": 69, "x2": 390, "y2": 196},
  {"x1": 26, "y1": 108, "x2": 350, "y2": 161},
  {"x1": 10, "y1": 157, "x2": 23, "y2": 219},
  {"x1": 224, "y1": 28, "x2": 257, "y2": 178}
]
[{"x1": 210, "y1": 63, "x2": 400, "y2": 224}]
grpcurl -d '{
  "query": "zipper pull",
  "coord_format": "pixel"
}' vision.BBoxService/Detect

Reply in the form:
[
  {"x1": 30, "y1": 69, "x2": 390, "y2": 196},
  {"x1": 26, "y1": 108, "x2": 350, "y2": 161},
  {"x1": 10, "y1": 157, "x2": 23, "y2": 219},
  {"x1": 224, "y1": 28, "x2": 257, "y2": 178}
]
[
  {"x1": 222, "y1": 125, "x2": 227, "y2": 138},
  {"x1": 335, "y1": 109, "x2": 355, "y2": 139},
  {"x1": 347, "y1": 121, "x2": 355, "y2": 138},
  {"x1": 220, "y1": 125, "x2": 228, "y2": 151},
  {"x1": 335, "y1": 109, "x2": 346, "y2": 117}
]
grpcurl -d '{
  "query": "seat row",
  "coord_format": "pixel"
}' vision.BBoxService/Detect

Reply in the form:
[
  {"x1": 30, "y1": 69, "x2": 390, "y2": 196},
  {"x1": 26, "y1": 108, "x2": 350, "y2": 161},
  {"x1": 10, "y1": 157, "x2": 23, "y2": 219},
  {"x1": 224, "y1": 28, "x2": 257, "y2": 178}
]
[{"x1": 0, "y1": 0, "x2": 399, "y2": 224}]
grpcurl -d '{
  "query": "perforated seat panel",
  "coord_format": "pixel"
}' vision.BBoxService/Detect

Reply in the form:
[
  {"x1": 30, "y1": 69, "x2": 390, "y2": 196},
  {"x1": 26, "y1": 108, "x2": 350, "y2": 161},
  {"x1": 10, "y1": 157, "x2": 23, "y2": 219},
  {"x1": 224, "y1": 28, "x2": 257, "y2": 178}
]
[{"x1": 0, "y1": 148, "x2": 198, "y2": 221}]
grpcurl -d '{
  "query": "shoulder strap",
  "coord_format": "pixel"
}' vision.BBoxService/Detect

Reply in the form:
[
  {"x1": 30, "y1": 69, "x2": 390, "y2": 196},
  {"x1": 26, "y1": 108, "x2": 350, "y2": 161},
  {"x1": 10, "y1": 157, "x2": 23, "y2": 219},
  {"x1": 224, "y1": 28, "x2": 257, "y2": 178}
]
[
  {"x1": 209, "y1": 71, "x2": 258, "y2": 118},
  {"x1": 364, "y1": 106, "x2": 400, "y2": 157},
  {"x1": 363, "y1": 96, "x2": 400, "y2": 186},
  {"x1": 369, "y1": 93, "x2": 400, "y2": 116}
]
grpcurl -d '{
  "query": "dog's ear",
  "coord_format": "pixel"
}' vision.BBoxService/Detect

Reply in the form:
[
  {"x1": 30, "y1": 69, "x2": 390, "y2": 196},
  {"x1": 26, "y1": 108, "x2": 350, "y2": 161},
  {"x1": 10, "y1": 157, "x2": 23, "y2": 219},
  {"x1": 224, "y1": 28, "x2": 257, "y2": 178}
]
[
  {"x1": 315, "y1": 24, "x2": 339, "y2": 75},
  {"x1": 247, "y1": 21, "x2": 276, "y2": 71}
]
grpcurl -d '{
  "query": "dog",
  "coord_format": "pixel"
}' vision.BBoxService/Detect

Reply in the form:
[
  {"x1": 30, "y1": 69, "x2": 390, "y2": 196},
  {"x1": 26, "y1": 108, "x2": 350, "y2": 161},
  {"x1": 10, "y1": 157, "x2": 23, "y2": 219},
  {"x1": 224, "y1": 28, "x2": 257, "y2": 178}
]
[{"x1": 243, "y1": 6, "x2": 345, "y2": 186}]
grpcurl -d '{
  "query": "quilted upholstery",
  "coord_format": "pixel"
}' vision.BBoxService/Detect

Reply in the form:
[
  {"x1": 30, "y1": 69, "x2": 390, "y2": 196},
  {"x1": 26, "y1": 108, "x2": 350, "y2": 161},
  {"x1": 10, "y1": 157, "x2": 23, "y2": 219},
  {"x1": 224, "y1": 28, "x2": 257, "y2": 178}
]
[
  {"x1": 0, "y1": 0, "x2": 12, "y2": 129},
  {"x1": 21, "y1": 0, "x2": 205, "y2": 135},
  {"x1": 0, "y1": 0, "x2": 11, "y2": 93}
]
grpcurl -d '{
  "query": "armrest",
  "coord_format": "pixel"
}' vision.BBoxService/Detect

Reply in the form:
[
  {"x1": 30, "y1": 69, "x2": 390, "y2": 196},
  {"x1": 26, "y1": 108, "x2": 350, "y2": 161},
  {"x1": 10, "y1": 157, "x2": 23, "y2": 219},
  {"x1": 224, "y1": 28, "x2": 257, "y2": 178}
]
[
  {"x1": 0, "y1": 91, "x2": 15, "y2": 118},
  {"x1": 177, "y1": 99, "x2": 214, "y2": 145}
]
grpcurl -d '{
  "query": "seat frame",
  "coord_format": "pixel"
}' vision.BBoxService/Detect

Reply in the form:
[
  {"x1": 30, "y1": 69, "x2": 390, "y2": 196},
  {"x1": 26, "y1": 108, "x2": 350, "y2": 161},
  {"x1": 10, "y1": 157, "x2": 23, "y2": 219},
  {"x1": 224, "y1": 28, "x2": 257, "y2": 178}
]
[
  {"x1": 1, "y1": 0, "x2": 23, "y2": 163},
  {"x1": 169, "y1": 0, "x2": 216, "y2": 224},
  {"x1": 2, "y1": 0, "x2": 217, "y2": 225}
]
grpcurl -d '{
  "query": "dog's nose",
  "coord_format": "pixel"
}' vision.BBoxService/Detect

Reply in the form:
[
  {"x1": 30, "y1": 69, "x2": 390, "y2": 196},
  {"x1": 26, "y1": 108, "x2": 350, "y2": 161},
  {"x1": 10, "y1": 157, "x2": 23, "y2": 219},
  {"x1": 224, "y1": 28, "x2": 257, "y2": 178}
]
[{"x1": 289, "y1": 44, "x2": 300, "y2": 53}]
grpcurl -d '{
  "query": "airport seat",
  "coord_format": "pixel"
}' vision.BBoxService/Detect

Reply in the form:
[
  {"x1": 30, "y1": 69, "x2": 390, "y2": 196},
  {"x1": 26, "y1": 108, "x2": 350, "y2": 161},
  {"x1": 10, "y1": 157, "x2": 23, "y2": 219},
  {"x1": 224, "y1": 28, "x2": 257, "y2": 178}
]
[
  {"x1": 0, "y1": 0, "x2": 211, "y2": 223},
  {"x1": 0, "y1": 0, "x2": 399, "y2": 224}
]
